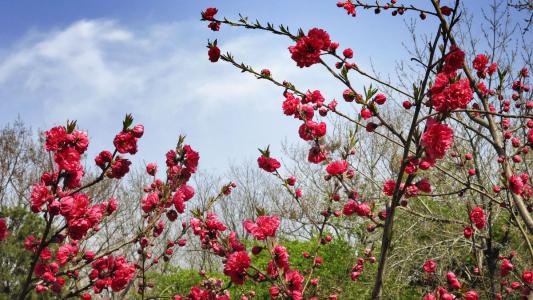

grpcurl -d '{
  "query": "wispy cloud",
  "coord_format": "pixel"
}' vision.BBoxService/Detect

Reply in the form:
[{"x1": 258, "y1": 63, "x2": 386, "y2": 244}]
[
  {"x1": 0, "y1": 19, "x2": 342, "y2": 171},
  {"x1": 0, "y1": 20, "x2": 358, "y2": 173}
]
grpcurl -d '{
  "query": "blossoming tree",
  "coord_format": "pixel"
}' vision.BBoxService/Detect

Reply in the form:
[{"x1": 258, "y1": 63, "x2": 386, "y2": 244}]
[
  {"x1": 201, "y1": 1, "x2": 532, "y2": 299},
  {"x1": 0, "y1": 0, "x2": 532, "y2": 299}
]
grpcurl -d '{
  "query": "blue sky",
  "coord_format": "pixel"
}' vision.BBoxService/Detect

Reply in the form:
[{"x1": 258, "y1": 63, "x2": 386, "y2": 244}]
[{"x1": 0, "y1": 1, "x2": 528, "y2": 173}]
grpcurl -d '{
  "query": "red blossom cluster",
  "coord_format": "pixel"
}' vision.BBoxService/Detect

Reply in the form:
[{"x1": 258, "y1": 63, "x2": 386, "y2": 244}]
[
  {"x1": 289, "y1": 28, "x2": 332, "y2": 68},
  {"x1": 421, "y1": 118, "x2": 454, "y2": 167},
  {"x1": 243, "y1": 215, "x2": 280, "y2": 240},
  {"x1": 0, "y1": 218, "x2": 7, "y2": 241},
  {"x1": 89, "y1": 255, "x2": 136, "y2": 293},
  {"x1": 16, "y1": 116, "x2": 147, "y2": 297},
  {"x1": 430, "y1": 73, "x2": 473, "y2": 112},
  {"x1": 280, "y1": 90, "x2": 337, "y2": 165},
  {"x1": 469, "y1": 207, "x2": 486, "y2": 230},
  {"x1": 336, "y1": 1, "x2": 356, "y2": 17}
]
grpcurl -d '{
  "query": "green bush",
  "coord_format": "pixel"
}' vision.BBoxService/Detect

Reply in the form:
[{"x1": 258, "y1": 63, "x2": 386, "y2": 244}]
[
  {"x1": 145, "y1": 238, "x2": 405, "y2": 299},
  {"x1": 0, "y1": 206, "x2": 47, "y2": 299}
]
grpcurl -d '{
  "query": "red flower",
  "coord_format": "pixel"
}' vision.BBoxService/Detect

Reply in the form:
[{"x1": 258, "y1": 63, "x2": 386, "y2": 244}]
[
  {"x1": 173, "y1": 191, "x2": 185, "y2": 213},
  {"x1": 431, "y1": 77, "x2": 473, "y2": 112},
  {"x1": 285, "y1": 270, "x2": 304, "y2": 299},
  {"x1": 446, "y1": 272, "x2": 461, "y2": 289},
  {"x1": 228, "y1": 231, "x2": 245, "y2": 251},
  {"x1": 383, "y1": 180, "x2": 396, "y2": 196},
  {"x1": 72, "y1": 130, "x2": 89, "y2": 153},
  {"x1": 208, "y1": 21, "x2": 220, "y2": 31},
  {"x1": 54, "y1": 147, "x2": 81, "y2": 173},
  {"x1": 337, "y1": 1, "x2": 356, "y2": 16},
  {"x1": 269, "y1": 286, "x2": 280, "y2": 299},
  {"x1": 205, "y1": 213, "x2": 227, "y2": 232},
  {"x1": 282, "y1": 93, "x2": 301, "y2": 116},
  {"x1": 297, "y1": 104, "x2": 314, "y2": 120},
  {"x1": 146, "y1": 163, "x2": 157, "y2": 176},
  {"x1": 142, "y1": 192, "x2": 160, "y2": 213},
  {"x1": 360, "y1": 108, "x2": 373, "y2": 119},
  {"x1": 68, "y1": 218, "x2": 92, "y2": 240},
  {"x1": 440, "y1": 6, "x2": 453, "y2": 16},
  {"x1": 404, "y1": 157, "x2": 419, "y2": 174},
  {"x1": 179, "y1": 184, "x2": 195, "y2": 201},
  {"x1": 343, "y1": 89, "x2": 355, "y2": 102},
  {"x1": 298, "y1": 121, "x2": 326, "y2": 141},
  {"x1": 473, "y1": 54, "x2": 489, "y2": 72},
  {"x1": 272, "y1": 245, "x2": 290, "y2": 271},
  {"x1": 257, "y1": 155, "x2": 281, "y2": 172},
  {"x1": 416, "y1": 179, "x2": 432, "y2": 193},
  {"x1": 509, "y1": 175, "x2": 524, "y2": 195},
  {"x1": 423, "y1": 260, "x2": 437, "y2": 273},
  {"x1": 465, "y1": 291, "x2": 478, "y2": 300},
  {"x1": 487, "y1": 62, "x2": 497, "y2": 75},
  {"x1": 343, "y1": 48, "x2": 353, "y2": 58},
  {"x1": 295, "y1": 188, "x2": 302, "y2": 199},
  {"x1": 261, "y1": 69, "x2": 271, "y2": 77},
  {"x1": 522, "y1": 271, "x2": 533, "y2": 283},
  {"x1": 107, "y1": 157, "x2": 131, "y2": 179},
  {"x1": 326, "y1": 160, "x2": 348, "y2": 175},
  {"x1": 91, "y1": 256, "x2": 136, "y2": 292},
  {"x1": 343, "y1": 200, "x2": 357, "y2": 216},
  {"x1": 344, "y1": 201, "x2": 371, "y2": 217},
  {"x1": 208, "y1": 46, "x2": 221, "y2": 62},
  {"x1": 201, "y1": 7, "x2": 218, "y2": 21},
  {"x1": 500, "y1": 258, "x2": 514, "y2": 276},
  {"x1": 469, "y1": 207, "x2": 486, "y2": 230},
  {"x1": 56, "y1": 244, "x2": 78, "y2": 266},
  {"x1": 184, "y1": 145, "x2": 200, "y2": 173},
  {"x1": 95, "y1": 150, "x2": 113, "y2": 168},
  {"x1": 305, "y1": 90, "x2": 325, "y2": 106},
  {"x1": 113, "y1": 131, "x2": 138, "y2": 154},
  {"x1": 287, "y1": 176, "x2": 297, "y2": 186},
  {"x1": 223, "y1": 251, "x2": 250, "y2": 284},
  {"x1": 243, "y1": 215, "x2": 280, "y2": 240},
  {"x1": 45, "y1": 126, "x2": 68, "y2": 151},
  {"x1": 31, "y1": 183, "x2": 50, "y2": 213},
  {"x1": 355, "y1": 202, "x2": 371, "y2": 217},
  {"x1": 421, "y1": 119, "x2": 454, "y2": 162},
  {"x1": 59, "y1": 193, "x2": 89, "y2": 220},
  {"x1": 308, "y1": 145, "x2": 327, "y2": 164},
  {"x1": 0, "y1": 218, "x2": 8, "y2": 241},
  {"x1": 443, "y1": 45, "x2": 465, "y2": 73},
  {"x1": 328, "y1": 99, "x2": 338, "y2": 111},
  {"x1": 373, "y1": 93, "x2": 387, "y2": 105},
  {"x1": 289, "y1": 28, "x2": 331, "y2": 68},
  {"x1": 464, "y1": 226, "x2": 473, "y2": 238}
]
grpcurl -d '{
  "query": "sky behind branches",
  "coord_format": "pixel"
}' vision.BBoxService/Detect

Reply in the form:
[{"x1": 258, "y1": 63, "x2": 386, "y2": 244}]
[{"x1": 0, "y1": 1, "x2": 530, "y2": 173}]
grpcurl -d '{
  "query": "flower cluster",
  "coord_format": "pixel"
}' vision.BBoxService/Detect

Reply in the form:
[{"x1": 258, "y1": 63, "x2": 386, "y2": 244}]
[
  {"x1": 430, "y1": 74, "x2": 473, "y2": 112},
  {"x1": 44, "y1": 124, "x2": 89, "y2": 190},
  {"x1": 243, "y1": 215, "x2": 280, "y2": 240},
  {"x1": 201, "y1": 7, "x2": 221, "y2": 31},
  {"x1": 20, "y1": 116, "x2": 150, "y2": 297},
  {"x1": 469, "y1": 207, "x2": 486, "y2": 230},
  {"x1": 421, "y1": 119, "x2": 454, "y2": 167},
  {"x1": 289, "y1": 28, "x2": 332, "y2": 68},
  {"x1": 257, "y1": 155, "x2": 281, "y2": 173},
  {"x1": 89, "y1": 255, "x2": 136, "y2": 293},
  {"x1": 508, "y1": 174, "x2": 532, "y2": 199},
  {"x1": 336, "y1": 1, "x2": 356, "y2": 17}
]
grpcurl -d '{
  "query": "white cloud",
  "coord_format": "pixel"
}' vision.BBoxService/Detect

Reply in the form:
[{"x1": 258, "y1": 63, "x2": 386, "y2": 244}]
[{"x1": 0, "y1": 19, "x2": 347, "y2": 171}]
